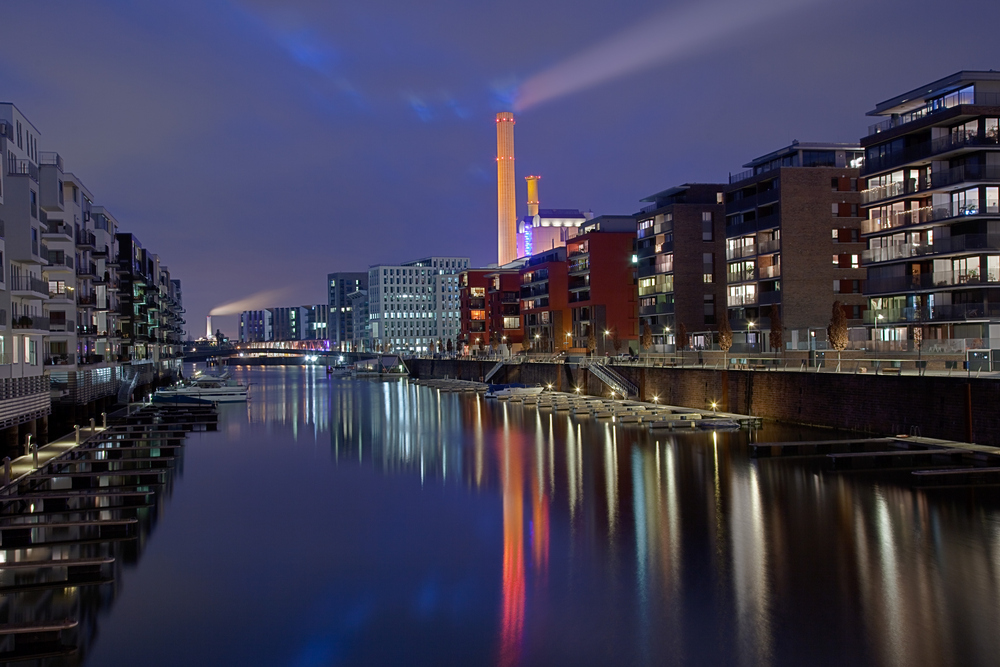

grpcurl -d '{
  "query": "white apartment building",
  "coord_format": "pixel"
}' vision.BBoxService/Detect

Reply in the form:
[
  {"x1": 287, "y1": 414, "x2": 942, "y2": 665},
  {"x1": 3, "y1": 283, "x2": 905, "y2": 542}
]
[
  {"x1": 0, "y1": 103, "x2": 51, "y2": 435},
  {"x1": 368, "y1": 256, "x2": 469, "y2": 353}
]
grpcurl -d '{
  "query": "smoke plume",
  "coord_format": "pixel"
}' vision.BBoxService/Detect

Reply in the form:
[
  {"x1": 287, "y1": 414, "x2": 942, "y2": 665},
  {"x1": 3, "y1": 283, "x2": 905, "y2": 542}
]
[
  {"x1": 209, "y1": 287, "x2": 294, "y2": 316},
  {"x1": 514, "y1": 0, "x2": 818, "y2": 112}
]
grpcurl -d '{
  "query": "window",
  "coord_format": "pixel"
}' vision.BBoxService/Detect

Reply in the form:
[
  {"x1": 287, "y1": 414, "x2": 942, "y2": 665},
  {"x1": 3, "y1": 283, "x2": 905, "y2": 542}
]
[
  {"x1": 831, "y1": 203, "x2": 839, "y2": 217},
  {"x1": 851, "y1": 255, "x2": 859, "y2": 269},
  {"x1": 833, "y1": 280, "x2": 840, "y2": 293},
  {"x1": 703, "y1": 294, "x2": 715, "y2": 325},
  {"x1": 30, "y1": 191, "x2": 37, "y2": 218},
  {"x1": 832, "y1": 229, "x2": 839, "y2": 240},
  {"x1": 701, "y1": 212, "x2": 713, "y2": 241},
  {"x1": 703, "y1": 252, "x2": 714, "y2": 283}
]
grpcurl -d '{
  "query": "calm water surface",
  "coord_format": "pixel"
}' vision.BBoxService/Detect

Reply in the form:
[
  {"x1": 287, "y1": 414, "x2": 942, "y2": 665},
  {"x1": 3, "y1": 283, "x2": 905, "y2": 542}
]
[{"x1": 71, "y1": 366, "x2": 1000, "y2": 666}]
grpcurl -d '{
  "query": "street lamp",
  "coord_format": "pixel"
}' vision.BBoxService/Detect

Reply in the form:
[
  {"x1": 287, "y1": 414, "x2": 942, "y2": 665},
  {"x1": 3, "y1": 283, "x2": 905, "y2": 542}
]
[
  {"x1": 874, "y1": 313, "x2": 884, "y2": 372},
  {"x1": 747, "y1": 320, "x2": 755, "y2": 355},
  {"x1": 603, "y1": 329, "x2": 610, "y2": 355}
]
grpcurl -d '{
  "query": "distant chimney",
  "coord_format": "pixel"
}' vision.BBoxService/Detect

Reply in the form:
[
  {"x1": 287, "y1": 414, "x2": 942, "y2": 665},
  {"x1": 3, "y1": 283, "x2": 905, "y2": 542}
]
[
  {"x1": 525, "y1": 175, "x2": 540, "y2": 217},
  {"x1": 206, "y1": 315, "x2": 213, "y2": 339}
]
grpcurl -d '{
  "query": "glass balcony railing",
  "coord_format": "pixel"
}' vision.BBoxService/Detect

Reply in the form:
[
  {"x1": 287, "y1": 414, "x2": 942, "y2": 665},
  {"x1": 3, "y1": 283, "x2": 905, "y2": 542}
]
[
  {"x1": 863, "y1": 234, "x2": 1000, "y2": 264},
  {"x1": 866, "y1": 304, "x2": 1000, "y2": 324},
  {"x1": 867, "y1": 91, "x2": 1000, "y2": 136},
  {"x1": 862, "y1": 202, "x2": 1000, "y2": 235},
  {"x1": 866, "y1": 269, "x2": 1000, "y2": 294}
]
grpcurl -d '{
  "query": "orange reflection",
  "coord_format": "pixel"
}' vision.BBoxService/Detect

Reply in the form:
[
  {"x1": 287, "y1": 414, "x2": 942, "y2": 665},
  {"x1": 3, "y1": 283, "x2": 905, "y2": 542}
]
[
  {"x1": 531, "y1": 481, "x2": 550, "y2": 577},
  {"x1": 498, "y1": 433, "x2": 525, "y2": 667}
]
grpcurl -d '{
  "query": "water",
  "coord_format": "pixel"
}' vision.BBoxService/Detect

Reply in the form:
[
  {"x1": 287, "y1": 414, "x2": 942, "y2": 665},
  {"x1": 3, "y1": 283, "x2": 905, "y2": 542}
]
[{"x1": 17, "y1": 366, "x2": 1000, "y2": 665}]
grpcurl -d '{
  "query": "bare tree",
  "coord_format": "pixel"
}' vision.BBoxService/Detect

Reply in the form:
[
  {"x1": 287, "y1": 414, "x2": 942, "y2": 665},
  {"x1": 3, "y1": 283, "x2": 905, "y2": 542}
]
[
  {"x1": 768, "y1": 304, "x2": 783, "y2": 354},
  {"x1": 446, "y1": 338, "x2": 454, "y2": 354},
  {"x1": 827, "y1": 301, "x2": 849, "y2": 370},
  {"x1": 718, "y1": 316, "x2": 733, "y2": 365},
  {"x1": 437, "y1": 338, "x2": 443, "y2": 353},
  {"x1": 586, "y1": 326, "x2": 597, "y2": 356},
  {"x1": 490, "y1": 331, "x2": 499, "y2": 352},
  {"x1": 677, "y1": 322, "x2": 689, "y2": 367},
  {"x1": 641, "y1": 323, "x2": 654, "y2": 353},
  {"x1": 611, "y1": 326, "x2": 623, "y2": 354}
]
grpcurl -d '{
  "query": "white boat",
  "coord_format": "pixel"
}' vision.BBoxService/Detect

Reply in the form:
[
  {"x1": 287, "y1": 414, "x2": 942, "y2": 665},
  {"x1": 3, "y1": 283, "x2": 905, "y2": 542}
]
[
  {"x1": 484, "y1": 383, "x2": 545, "y2": 399},
  {"x1": 155, "y1": 372, "x2": 249, "y2": 403}
]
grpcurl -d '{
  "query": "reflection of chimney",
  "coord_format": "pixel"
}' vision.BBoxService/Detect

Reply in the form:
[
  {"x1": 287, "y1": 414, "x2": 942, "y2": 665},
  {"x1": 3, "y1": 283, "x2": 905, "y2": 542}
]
[
  {"x1": 496, "y1": 112, "x2": 517, "y2": 265},
  {"x1": 525, "y1": 175, "x2": 540, "y2": 217},
  {"x1": 206, "y1": 315, "x2": 213, "y2": 339}
]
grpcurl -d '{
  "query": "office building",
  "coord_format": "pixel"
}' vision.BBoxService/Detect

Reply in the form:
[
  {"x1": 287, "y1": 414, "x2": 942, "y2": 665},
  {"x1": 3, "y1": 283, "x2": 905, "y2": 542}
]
[
  {"x1": 327, "y1": 272, "x2": 367, "y2": 352},
  {"x1": 367, "y1": 256, "x2": 469, "y2": 353}
]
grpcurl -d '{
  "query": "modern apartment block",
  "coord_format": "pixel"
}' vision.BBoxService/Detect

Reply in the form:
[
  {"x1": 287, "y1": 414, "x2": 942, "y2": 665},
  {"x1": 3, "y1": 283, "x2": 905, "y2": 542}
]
[
  {"x1": 239, "y1": 309, "x2": 272, "y2": 342},
  {"x1": 860, "y1": 71, "x2": 1000, "y2": 349},
  {"x1": 725, "y1": 142, "x2": 866, "y2": 350},
  {"x1": 520, "y1": 247, "x2": 569, "y2": 353},
  {"x1": 486, "y1": 269, "x2": 523, "y2": 350},
  {"x1": 0, "y1": 103, "x2": 50, "y2": 439},
  {"x1": 636, "y1": 184, "x2": 726, "y2": 350},
  {"x1": 566, "y1": 215, "x2": 639, "y2": 354},
  {"x1": 367, "y1": 256, "x2": 468, "y2": 353},
  {"x1": 327, "y1": 272, "x2": 368, "y2": 352},
  {"x1": 458, "y1": 269, "x2": 491, "y2": 348}
]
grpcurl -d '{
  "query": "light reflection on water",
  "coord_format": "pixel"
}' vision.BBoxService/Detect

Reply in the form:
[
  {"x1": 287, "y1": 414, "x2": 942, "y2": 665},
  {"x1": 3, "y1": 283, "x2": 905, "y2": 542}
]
[{"x1": 77, "y1": 367, "x2": 1000, "y2": 667}]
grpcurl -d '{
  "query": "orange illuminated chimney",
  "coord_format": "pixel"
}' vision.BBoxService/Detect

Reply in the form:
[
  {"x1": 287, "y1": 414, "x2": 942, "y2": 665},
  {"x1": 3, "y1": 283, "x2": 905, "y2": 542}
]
[
  {"x1": 496, "y1": 112, "x2": 517, "y2": 265},
  {"x1": 525, "y1": 175, "x2": 540, "y2": 217}
]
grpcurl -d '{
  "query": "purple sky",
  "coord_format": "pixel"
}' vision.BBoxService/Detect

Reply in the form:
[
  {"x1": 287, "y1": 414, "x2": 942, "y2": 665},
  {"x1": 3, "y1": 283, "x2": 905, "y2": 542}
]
[{"x1": 2, "y1": 0, "x2": 998, "y2": 335}]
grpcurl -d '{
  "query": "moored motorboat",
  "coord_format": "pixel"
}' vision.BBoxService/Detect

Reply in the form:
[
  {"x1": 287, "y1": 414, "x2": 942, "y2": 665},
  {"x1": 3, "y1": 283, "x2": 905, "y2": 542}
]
[
  {"x1": 155, "y1": 372, "x2": 249, "y2": 403},
  {"x1": 484, "y1": 383, "x2": 545, "y2": 399}
]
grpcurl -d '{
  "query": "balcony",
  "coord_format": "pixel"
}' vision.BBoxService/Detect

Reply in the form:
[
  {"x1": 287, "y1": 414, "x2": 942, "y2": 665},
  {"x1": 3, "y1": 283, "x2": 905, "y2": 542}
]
[
  {"x1": 78, "y1": 354, "x2": 106, "y2": 366},
  {"x1": 43, "y1": 221, "x2": 75, "y2": 239},
  {"x1": 864, "y1": 130, "x2": 1000, "y2": 176},
  {"x1": 78, "y1": 325, "x2": 99, "y2": 336},
  {"x1": 10, "y1": 274, "x2": 48, "y2": 297},
  {"x1": 759, "y1": 291, "x2": 782, "y2": 305},
  {"x1": 44, "y1": 354, "x2": 76, "y2": 367},
  {"x1": 8, "y1": 159, "x2": 38, "y2": 183},
  {"x1": 866, "y1": 303, "x2": 1000, "y2": 325},
  {"x1": 12, "y1": 315, "x2": 50, "y2": 331},
  {"x1": 758, "y1": 238, "x2": 781, "y2": 255},
  {"x1": 76, "y1": 230, "x2": 97, "y2": 248},
  {"x1": 727, "y1": 268, "x2": 756, "y2": 284},
  {"x1": 77, "y1": 294, "x2": 97, "y2": 307},
  {"x1": 46, "y1": 254, "x2": 75, "y2": 270},
  {"x1": 76, "y1": 263, "x2": 97, "y2": 279},
  {"x1": 726, "y1": 243, "x2": 756, "y2": 260},
  {"x1": 47, "y1": 319, "x2": 76, "y2": 333},
  {"x1": 864, "y1": 234, "x2": 1000, "y2": 264},
  {"x1": 759, "y1": 264, "x2": 781, "y2": 279},
  {"x1": 931, "y1": 163, "x2": 1000, "y2": 189},
  {"x1": 862, "y1": 202, "x2": 999, "y2": 235},
  {"x1": 867, "y1": 91, "x2": 1000, "y2": 137},
  {"x1": 866, "y1": 269, "x2": 999, "y2": 294},
  {"x1": 567, "y1": 259, "x2": 590, "y2": 275},
  {"x1": 727, "y1": 293, "x2": 758, "y2": 307}
]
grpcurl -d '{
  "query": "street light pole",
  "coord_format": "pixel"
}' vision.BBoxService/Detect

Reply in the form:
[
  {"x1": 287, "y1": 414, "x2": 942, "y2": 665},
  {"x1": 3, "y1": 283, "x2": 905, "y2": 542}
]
[
  {"x1": 874, "y1": 313, "x2": 884, "y2": 373},
  {"x1": 747, "y1": 320, "x2": 755, "y2": 357}
]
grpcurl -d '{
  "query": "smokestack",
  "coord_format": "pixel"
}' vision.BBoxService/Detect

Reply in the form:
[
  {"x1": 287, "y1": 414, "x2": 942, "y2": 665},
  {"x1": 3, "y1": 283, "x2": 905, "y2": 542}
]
[
  {"x1": 496, "y1": 112, "x2": 517, "y2": 265},
  {"x1": 525, "y1": 175, "x2": 540, "y2": 217},
  {"x1": 206, "y1": 315, "x2": 213, "y2": 339}
]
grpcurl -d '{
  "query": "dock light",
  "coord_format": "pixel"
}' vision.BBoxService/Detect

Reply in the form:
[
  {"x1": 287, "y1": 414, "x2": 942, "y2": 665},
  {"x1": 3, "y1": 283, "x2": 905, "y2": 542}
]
[
  {"x1": 547, "y1": 383, "x2": 553, "y2": 389},
  {"x1": 711, "y1": 401, "x2": 718, "y2": 414},
  {"x1": 575, "y1": 386, "x2": 581, "y2": 393},
  {"x1": 652, "y1": 395, "x2": 659, "y2": 403}
]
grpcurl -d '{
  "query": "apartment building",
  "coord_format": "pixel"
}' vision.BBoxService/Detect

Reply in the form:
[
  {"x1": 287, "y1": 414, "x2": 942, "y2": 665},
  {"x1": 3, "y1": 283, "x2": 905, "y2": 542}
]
[
  {"x1": 486, "y1": 269, "x2": 523, "y2": 351},
  {"x1": 725, "y1": 141, "x2": 866, "y2": 351},
  {"x1": 860, "y1": 71, "x2": 1000, "y2": 350},
  {"x1": 327, "y1": 272, "x2": 367, "y2": 351},
  {"x1": 566, "y1": 215, "x2": 639, "y2": 354},
  {"x1": 239, "y1": 304, "x2": 328, "y2": 343},
  {"x1": 636, "y1": 184, "x2": 726, "y2": 350},
  {"x1": 520, "y1": 247, "x2": 569, "y2": 353},
  {"x1": 239, "y1": 309, "x2": 272, "y2": 342},
  {"x1": 458, "y1": 269, "x2": 491, "y2": 349},
  {"x1": 367, "y1": 256, "x2": 468, "y2": 353},
  {"x1": 0, "y1": 103, "x2": 50, "y2": 439}
]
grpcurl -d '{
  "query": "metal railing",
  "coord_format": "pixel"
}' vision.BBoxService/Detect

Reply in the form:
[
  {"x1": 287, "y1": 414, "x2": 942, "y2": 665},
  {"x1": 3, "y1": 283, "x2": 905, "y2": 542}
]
[
  {"x1": 867, "y1": 91, "x2": 1000, "y2": 136},
  {"x1": 863, "y1": 234, "x2": 1000, "y2": 264},
  {"x1": 863, "y1": 130, "x2": 1000, "y2": 175},
  {"x1": 47, "y1": 319, "x2": 75, "y2": 332},
  {"x1": 38, "y1": 152, "x2": 63, "y2": 171},
  {"x1": 9, "y1": 275, "x2": 48, "y2": 294},
  {"x1": 866, "y1": 269, "x2": 999, "y2": 294},
  {"x1": 11, "y1": 315, "x2": 50, "y2": 331},
  {"x1": 8, "y1": 159, "x2": 38, "y2": 182},
  {"x1": 588, "y1": 361, "x2": 638, "y2": 398}
]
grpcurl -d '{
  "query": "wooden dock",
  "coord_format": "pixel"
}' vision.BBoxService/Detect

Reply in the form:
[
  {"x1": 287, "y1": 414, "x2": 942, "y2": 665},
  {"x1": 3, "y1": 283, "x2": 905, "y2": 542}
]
[{"x1": 0, "y1": 400, "x2": 218, "y2": 653}]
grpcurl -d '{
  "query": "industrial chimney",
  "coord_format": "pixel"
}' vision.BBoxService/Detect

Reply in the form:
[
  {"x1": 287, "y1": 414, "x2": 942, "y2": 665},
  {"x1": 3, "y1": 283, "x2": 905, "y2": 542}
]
[
  {"x1": 496, "y1": 112, "x2": 517, "y2": 265},
  {"x1": 525, "y1": 175, "x2": 540, "y2": 217},
  {"x1": 206, "y1": 315, "x2": 213, "y2": 339}
]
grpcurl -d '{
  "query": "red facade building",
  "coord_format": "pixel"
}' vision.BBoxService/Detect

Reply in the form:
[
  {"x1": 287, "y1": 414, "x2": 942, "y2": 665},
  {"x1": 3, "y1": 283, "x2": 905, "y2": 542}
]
[
  {"x1": 566, "y1": 216, "x2": 639, "y2": 354},
  {"x1": 520, "y1": 247, "x2": 570, "y2": 353}
]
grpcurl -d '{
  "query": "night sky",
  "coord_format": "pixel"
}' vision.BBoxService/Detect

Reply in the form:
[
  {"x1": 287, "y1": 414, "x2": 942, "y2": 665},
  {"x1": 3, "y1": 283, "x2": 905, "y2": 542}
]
[{"x1": 1, "y1": 0, "x2": 998, "y2": 335}]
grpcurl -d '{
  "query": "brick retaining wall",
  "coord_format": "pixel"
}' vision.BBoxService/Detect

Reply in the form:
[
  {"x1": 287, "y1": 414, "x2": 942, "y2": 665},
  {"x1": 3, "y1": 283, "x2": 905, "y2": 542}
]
[{"x1": 409, "y1": 360, "x2": 1000, "y2": 446}]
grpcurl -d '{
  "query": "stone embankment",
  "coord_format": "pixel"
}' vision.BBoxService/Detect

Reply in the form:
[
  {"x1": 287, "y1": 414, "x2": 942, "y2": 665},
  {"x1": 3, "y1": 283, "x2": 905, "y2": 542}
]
[{"x1": 409, "y1": 359, "x2": 1000, "y2": 447}]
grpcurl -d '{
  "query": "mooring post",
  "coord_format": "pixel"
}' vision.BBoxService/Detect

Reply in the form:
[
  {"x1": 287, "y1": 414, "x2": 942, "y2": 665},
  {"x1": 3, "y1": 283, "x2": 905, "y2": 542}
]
[
  {"x1": 31, "y1": 443, "x2": 37, "y2": 469},
  {"x1": 102, "y1": 412, "x2": 107, "y2": 428},
  {"x1": 90, "y1": 418, "x2": 95, "y2": 431},
  {"x1": 75, "y1": 426, "x2": 81, "y2": 444},
  {"x1": 2, "y1": 457, "x2": 10, "y2": 486}
]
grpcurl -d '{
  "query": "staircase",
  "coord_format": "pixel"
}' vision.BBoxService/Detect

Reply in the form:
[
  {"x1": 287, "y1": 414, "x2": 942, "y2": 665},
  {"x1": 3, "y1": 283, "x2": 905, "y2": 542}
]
[
  {"x1": 484, "y1": 361, "x2": 504, "y2": 383},
  {"x1": 589, "y1": 362, "x2": 638, "y2": 398}
]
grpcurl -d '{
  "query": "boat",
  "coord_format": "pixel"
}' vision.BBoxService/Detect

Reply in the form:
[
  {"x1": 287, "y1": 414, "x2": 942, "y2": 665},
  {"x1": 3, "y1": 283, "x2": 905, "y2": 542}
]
[
  {"x1": 154, "y1": 371, "x2": 249, "y2": 403},
  {"x1": 151, "y1": 393, "x2": 216, "y2": 406},
  {"x1": 484, "y1": 383, "x2": 545, "y2": 399}
]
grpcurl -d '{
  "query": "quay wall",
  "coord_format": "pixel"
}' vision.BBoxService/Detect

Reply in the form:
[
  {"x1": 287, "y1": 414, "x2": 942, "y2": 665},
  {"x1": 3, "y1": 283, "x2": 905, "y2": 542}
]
[{"x1": 409, "y1": 360, "x2": 1000, "y2": 446}]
